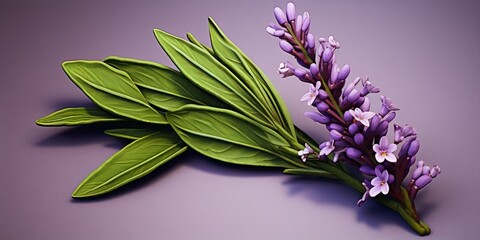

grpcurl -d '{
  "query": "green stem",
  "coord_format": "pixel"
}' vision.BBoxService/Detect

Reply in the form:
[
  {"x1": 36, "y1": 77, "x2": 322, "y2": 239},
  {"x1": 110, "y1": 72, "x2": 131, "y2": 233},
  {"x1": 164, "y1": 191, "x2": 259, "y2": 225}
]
[{"x1": 285, "y1": 151, "x2": 431, "y2": 235}]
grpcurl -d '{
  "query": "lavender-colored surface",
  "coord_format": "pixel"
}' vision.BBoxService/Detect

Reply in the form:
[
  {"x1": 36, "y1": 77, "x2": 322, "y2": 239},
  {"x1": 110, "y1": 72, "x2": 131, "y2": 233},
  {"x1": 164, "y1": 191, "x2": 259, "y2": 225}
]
[{"x1": 1, "y1": 0, "x2": 479, "y2": 239}]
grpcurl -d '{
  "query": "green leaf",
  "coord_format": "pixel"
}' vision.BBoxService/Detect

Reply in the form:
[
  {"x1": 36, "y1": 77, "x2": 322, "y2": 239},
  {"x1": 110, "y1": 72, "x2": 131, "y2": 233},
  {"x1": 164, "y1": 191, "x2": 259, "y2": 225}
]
[
  {"x1": 153, "y1": 29, "x2": 274, "y2": 128},
  {"x1": 208, "y1": 18, "x2": 296, "y2": 137},
  {"x1": 294, "y1": 126, "x2": 319, "y2": 151},
  {"x1": 167, "y1": 105, "x2": 300, "y2": 168},
  {"x1": 104, "y1": 56, "x2": 228, "y2": 111},
  {"x1": 186, "y1": 32, "x2": 214, "y2": 55},
  {"x1": 36, "y1": 107, "x2": 124, "y2": 126},
  {"x1": 62, "y1": 60, "x2": 166, "y2": 124},
  {"x1": 72, "y1": 131, "x2": 187, "y2": 198},
  {"x1": 104, "y1": 128, "x2": 161, "y2": 140}
]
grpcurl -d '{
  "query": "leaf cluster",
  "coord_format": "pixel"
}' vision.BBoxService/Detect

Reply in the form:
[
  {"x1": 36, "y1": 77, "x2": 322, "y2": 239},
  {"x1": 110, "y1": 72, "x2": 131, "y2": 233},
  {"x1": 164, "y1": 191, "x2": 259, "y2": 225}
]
[{"x1": 37, "y1": 18, "x2": 322, "y2": 198}]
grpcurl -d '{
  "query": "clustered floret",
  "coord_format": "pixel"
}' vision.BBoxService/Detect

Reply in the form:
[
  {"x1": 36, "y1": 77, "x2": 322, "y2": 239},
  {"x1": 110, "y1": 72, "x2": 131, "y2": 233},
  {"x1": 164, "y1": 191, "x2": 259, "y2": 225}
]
[{"x1": 268, "y1": 2, "x2": 440, "y2": 205}]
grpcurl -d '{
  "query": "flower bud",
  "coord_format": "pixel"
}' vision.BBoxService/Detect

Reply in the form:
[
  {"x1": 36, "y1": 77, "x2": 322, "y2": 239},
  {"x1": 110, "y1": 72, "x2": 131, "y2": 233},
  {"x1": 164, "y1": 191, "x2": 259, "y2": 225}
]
[
  {"x1": 301, "y1": 12, "x2": 311, "y2": 32},
  {"x1": 344, "y1": 110, "x2": 353, "y2": 122},
  {"x1": 337, "y1": 65, "x2": 351, "y2": 80},
  {"x1": 346, "y1": 147, "x2": 362, "y2": 159},
  {"x1": 279, "y1": 40, "x2": 294, "y2": 53},
  {"x1": 384, "y1": 112, "x2": 396, "y2": 122},
  {"x1": 369, "y1": 115, "x2": 381, "y2": 132},
  {"x1": 305, "y1": 111, "x2": 330, "y2": 124},
  {"x1": 274, "y1": 7, "x2": 287, "y2": 25},
  {"x1": 322, "y1": 48, "x2": 333, "y2": 62},
  {"x1": 360, "y1": 97, "x2": 370, "y2": 112},
  {"x1": 306, "y1": 33, "x2": 315, "y2": 49},
  {"x1": 295, "y1": 15, "x2": 303, "y2": 37},
  {"x1": 286, "y1": 2, "x2": 296, "y2": 22},
  {"x1": 354, "y1": 133, "x2": 364, "y2": 145},
  {"x1": 347, "y1": 89, "x2": 360, "y2": 103},
  {"x1": 327, "y1": 123, "x2": 344, "y2": 132},
  {"x1": 348, "y1": 123, "x2": 359, "y2": 135},
  {"x1": 330, "y1": 130, "x2": 343, "y2": 141},
  {"x1": 293, "y1": 68, "x2": 307, "y2": 78},
  {"x1": 422, "y1": 166, "x2": 430, "y2": 175},
  {"x1": 316, "y1": 101, "x2": 329, "y2": 112},
  {"x1": 430, "y1": 165, "x2": 441, "y2": 178},
  {"x1": 415, "y1": 175, "x2": 432, "y2": 189},
  {"x1": 330, "y1": 66, "x2": 339, "y2": 85},
  {"x1": 412, "y1": 167, "x2": 423, "y2": 180},
  {"x1": 359, "y1": 166, "x2": 374, "y2": 175},
  {"x1": 309, "y1": 63, "x2": 319, "y2": 76},
  {"x1": 318, "y1": 89, "x2": 328, "y2": 100},
  {"x1": 408, "y1": 140, "x2": 420, "y2": 157}
]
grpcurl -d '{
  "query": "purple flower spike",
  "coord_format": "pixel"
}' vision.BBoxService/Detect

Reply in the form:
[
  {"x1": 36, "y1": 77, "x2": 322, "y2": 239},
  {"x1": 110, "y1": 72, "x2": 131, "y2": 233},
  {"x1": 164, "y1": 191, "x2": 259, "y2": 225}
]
[
  {"x1": 300, "y1": 81, "x2": 321, "y2": 105},
  {"x1": 349, "y1": 108, "x2": 376, "y2": 127},
  {"x1": 274, "y1": 7, "x2": 287, "y2": 25},
  {"x1": 369, "y1": 168, "x2": 390, "y2": 197},
  {"x1": 319, "y1": 140, "x2": 335, "y2": 156},
  {"x1": 337, "y1": 65, "x2": 351, "y2": 80},
  {"x1": 373, "y1": 136, "x2": 397, "y2": 163},
  {"x1": 286, "y1": 2, "x2": 296, "y2": 22},
  {"x1": 279, "y1": 40, "x2": 294, "y2": 53}
]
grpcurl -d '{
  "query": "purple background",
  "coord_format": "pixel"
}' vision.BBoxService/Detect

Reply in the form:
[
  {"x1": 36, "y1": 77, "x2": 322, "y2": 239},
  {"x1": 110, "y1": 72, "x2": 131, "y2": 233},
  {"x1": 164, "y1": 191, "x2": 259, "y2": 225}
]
[{"x1": 1, "y1": 0, "x2": 479, "y2": 239}]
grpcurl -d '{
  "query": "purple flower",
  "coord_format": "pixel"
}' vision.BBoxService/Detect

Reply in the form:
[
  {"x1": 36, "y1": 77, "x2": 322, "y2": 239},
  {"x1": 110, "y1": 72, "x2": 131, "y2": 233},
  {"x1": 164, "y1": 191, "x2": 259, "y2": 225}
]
[
  {"x1": 369, "y1": 168, "x2": 390, "y2": 197},
  {"x1": 348, "y1": 108, "x2": 375, "y2": 127},
  {"x1": 380, "y1": 95, "x2": 400, "y2": 116},
  {"x1": 393, "y1": 124, "x2": 417, "y2": 143},
  {"x1": 300, "y1": 81, "x2": 321, "y2": 105},
  {"x1": 319, "y1": 140, "x2": 335, "y2": 156},
  {"x1": 278, "y1": 62, "x2": 295, "y2": 78},
  {"x1": 373, "y1": 136, "x2": 397, "y2": 163},
  {"x1": 360, "y1": 77, "x2": 380, "y2": 96},
  {"x1": 298, "y1": 143, "x2": 314, "y2": 162}
]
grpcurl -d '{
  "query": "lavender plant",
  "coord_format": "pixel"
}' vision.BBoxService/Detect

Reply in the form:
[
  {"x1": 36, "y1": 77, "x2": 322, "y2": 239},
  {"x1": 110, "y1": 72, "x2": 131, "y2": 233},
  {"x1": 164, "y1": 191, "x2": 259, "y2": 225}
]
[
  {"x1": 268, "y1": 2, "x2": 440, "y2": 235},
  {"x1": 36, "y1": 2, "x2": 440, "y2": 236}
]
